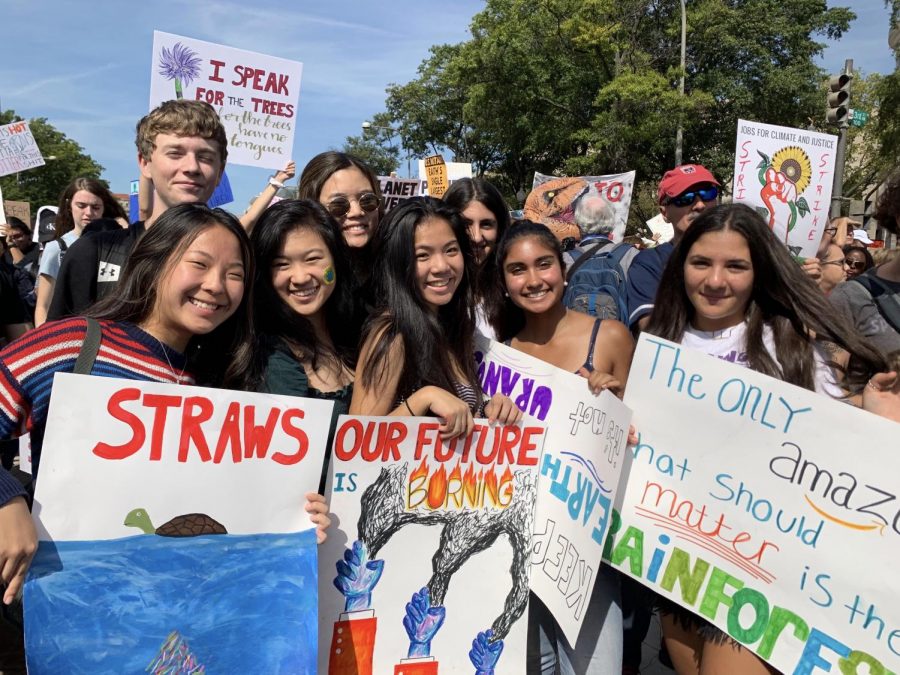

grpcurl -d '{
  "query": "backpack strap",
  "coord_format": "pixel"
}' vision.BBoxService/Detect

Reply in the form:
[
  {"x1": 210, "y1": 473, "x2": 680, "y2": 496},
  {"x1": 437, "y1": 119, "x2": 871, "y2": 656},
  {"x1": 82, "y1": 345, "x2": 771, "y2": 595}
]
[
  {"x1": 73, "y1": 318, "x2": 102, "y2": 375},
  {"x1": 850, "y1": 274, "x2": 900, "y2": 333},
  {"x1": 56, "y1": 237, "x2": 68, "y2": 253},
  {"x1": 565, "y1": 242, "x2": 607, "y2": 282}
]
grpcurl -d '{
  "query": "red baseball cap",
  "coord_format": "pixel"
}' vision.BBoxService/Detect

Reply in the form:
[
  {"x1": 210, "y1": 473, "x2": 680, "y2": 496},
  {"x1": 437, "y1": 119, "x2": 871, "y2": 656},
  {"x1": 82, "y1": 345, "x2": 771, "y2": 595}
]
[{"x1": 658, "y1": 164, "x2": 720, "y2": 204}]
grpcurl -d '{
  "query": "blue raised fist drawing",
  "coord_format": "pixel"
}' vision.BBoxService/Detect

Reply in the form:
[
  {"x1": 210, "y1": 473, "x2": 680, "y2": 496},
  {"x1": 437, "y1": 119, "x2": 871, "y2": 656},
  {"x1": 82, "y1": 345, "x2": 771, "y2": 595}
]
[
  {"x1": 469, "y1": 629, "x2": 504, "y2": 674},
  {"x1": 402, "y1": 587, "x2": 446, "y2": 658},
  {"x1": 333, "y1": 540, "x2": 385, "y2": 612}
]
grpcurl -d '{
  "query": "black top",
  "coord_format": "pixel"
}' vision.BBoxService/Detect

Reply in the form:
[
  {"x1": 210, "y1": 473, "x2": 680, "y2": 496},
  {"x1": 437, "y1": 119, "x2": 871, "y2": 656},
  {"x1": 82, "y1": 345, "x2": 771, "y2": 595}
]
[
  {"x1": 47, "y1": 221, "x2": 145, "y2": 321},
  {"x1": 257, "y1": 335, "x2": 352, "y2": 494}
]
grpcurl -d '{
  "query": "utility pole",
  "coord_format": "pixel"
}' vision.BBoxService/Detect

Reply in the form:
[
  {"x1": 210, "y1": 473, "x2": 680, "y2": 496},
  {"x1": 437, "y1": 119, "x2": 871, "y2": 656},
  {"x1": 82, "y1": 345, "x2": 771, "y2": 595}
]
[
  {"x1": 828, "y1": 59, "x2": 853, "y2": 219},
  {"x1": 674, "y1": 0, "x2": 686, "y2": 166}
]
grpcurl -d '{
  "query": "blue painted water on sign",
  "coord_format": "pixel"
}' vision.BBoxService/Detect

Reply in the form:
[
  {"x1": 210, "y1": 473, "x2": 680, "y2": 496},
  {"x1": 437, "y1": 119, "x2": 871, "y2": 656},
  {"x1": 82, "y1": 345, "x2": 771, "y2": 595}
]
[{"x1": 24, "y1": 529, "x2": 318, "y2": 674}]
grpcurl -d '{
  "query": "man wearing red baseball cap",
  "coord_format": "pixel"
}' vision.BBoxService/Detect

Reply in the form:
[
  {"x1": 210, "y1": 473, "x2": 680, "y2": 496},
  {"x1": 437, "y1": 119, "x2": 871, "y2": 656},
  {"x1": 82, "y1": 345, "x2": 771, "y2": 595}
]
[{"x1": 626, "y1": 164, "x2": 720, "y2": 331}]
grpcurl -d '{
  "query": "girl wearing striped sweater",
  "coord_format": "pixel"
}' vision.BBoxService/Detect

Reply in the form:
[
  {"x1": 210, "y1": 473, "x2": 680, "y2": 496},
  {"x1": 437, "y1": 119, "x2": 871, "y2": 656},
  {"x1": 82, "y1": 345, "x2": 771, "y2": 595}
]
[{"x1": 0, "y1": 204, "x2": 328, "y2": 606}]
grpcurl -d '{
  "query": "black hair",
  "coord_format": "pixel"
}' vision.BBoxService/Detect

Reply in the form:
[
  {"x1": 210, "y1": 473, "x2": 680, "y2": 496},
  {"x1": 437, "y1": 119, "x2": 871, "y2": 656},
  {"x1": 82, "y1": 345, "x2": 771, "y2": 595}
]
[
  {"x1": 843, "y1": 245, "x2": 875, "y2": 272},
  {"x1": 88, "y1": 204, "x2": 255, "y2": 388},
  {"x1": 359, "y1": 196, "x2": 480, "y2": 407},
  {"x1": 483, "y1": 220, "x2": 565, "y2": 342},
  {"x1": 443, "y1": 177, "x2": 511, "y2": 308},
  {"x1": 247, "y1": 199, "x2": 356, "y2": 388},
  {"x1": 646, "y1": 203, "x2": 885, "y2": 394}
]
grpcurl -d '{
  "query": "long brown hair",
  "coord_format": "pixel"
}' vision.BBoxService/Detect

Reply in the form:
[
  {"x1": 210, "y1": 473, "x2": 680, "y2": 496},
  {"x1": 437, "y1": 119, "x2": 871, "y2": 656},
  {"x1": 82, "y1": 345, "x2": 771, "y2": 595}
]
[
  {"x1": 646, "y1": 204, "x2": 885, "y2": 394},
  {"x1": 54, "y1": 177, "x2": 126, "y2": 237}
]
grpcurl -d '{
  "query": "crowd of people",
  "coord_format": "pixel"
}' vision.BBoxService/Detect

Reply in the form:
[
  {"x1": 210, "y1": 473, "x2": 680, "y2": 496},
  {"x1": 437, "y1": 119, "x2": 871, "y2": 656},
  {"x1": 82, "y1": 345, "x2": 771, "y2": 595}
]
[{"x1": 0, "y1": 98, "x2": 898, "y2": 674}]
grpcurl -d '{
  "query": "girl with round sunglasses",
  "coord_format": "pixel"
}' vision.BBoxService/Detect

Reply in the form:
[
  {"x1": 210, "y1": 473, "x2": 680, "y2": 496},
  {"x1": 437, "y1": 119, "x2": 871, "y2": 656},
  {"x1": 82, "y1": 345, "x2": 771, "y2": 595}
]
[
  {"x1": 298, "y1": 151, "x2": 384, "y2": 251},
  {"x1": 646, "y1": 203, "x2": 893, "y2": 675},
  {"x1": 484, "y1": 220, "x2": 634, "y2": 675},
  {"x1": 842, "y1": 244, "x2": 874, "y2": 280},
  {"x1": 351, "y1": 197, "x2": 521, "y2": 436},
  {"x1": 443, "y1": 177, "x2": 511, "y2": 339},
  {"x1": 246, "y1": 200, "x2": 356, "y2": 493}
]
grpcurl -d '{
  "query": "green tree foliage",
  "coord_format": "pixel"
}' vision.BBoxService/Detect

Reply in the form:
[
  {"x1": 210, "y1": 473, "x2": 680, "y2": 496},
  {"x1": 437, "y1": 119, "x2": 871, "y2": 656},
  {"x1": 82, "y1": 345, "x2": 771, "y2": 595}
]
[
  {"x1": 871, "y1": 1, "x2": 900, "y2": 174},
  {"x1": 375, "y1": 0, "x2": 855, "y2": 223},
  {"x1": 0, "y1": 110, "x2": 106, "y2": 214},
  {"x1": 340, "y1": 112, "x2": 401, "y2": 176}
]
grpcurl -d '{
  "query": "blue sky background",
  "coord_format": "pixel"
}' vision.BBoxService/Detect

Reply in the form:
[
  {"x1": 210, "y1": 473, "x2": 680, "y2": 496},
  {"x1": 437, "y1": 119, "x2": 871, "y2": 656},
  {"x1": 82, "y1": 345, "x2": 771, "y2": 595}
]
[{"x1": 0, "y1": 1, "x2": 895, "y2": 210}]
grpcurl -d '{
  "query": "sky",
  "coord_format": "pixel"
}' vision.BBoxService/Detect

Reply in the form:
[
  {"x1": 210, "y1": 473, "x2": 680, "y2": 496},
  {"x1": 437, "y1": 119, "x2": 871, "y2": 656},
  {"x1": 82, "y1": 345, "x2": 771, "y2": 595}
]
[{"x1": 0, "y1": 0, "x2": 895, "y2": 212}]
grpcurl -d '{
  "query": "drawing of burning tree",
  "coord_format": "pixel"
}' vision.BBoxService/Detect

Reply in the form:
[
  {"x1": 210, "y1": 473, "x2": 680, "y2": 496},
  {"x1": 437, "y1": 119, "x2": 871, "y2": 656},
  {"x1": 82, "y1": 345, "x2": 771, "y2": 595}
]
[
  {"x1": 157, "y1": 42, "x2": 203, "y2": 100},
  {"x1": 328, "y1": 463, "x2": 536, "y2": 674}
]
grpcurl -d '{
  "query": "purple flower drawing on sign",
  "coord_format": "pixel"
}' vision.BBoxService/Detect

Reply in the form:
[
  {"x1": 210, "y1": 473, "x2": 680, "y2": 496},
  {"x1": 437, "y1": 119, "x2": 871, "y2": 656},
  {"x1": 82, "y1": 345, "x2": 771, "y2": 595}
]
[{"x1": 157, "y1": 42, "x2": 202, "y2": 99}]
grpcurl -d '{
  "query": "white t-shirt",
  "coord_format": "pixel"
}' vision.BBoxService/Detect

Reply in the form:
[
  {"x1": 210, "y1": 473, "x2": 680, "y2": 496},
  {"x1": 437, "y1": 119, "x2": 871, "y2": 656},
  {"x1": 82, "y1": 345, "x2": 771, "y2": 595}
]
[
  {"x1": 475, "y1": 303, "x2": 496, "y2": 341},
  {"x1": 681, "y1": 322, "x2": 842, "y2": 398}
]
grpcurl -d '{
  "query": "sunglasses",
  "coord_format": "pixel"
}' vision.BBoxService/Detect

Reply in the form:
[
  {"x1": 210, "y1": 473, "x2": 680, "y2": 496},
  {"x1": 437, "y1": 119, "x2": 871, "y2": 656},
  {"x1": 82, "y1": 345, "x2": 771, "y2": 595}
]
[
  {"x1": 667, "y1": 186, "x2": 719, "y2": 208},
  {"x1": 843, "y1": 260, "x2": 866, "y2": 271},
  {"x1": 823, "y1": 227, "x2": 838, "y2": 237},
  {"x1": 325, "y1": 193, "x2": 380, "y2": 219}
]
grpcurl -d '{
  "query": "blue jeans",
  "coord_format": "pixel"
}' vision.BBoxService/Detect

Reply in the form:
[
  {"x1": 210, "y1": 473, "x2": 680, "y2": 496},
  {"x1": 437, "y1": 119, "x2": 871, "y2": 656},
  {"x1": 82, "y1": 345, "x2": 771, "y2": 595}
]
[{"x1": 527, "y1": 565, "x2": 623, "y2": 675}]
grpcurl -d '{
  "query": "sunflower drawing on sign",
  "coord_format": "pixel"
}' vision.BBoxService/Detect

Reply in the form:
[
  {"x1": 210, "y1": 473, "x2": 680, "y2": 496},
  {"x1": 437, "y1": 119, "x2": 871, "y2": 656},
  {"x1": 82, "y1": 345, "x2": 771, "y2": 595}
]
[{"x1": 756, "y1": 146, "x2": 812, "y2": 238}]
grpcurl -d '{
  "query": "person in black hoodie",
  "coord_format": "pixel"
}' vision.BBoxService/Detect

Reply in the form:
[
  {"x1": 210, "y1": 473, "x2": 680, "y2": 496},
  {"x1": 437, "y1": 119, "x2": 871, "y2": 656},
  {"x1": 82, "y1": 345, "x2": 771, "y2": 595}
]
[{"x1": 48, "y1": 99, "x2": 227, "y2": 320}]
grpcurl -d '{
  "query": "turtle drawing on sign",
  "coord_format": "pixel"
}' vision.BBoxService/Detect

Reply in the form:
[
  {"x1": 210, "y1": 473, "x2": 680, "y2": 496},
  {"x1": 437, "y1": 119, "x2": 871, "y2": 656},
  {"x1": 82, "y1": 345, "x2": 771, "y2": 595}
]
[
  {"x1": 757, "y1": 146, "x2": 812, "y2": 244},
  {"x1": 124, "y1": 508, "x2": 227, "y2": 537}
]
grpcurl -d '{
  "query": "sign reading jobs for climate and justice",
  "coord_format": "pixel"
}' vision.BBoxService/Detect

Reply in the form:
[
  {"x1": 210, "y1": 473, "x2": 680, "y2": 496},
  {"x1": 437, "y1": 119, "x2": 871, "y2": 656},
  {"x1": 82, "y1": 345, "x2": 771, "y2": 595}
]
[
  {"x1": 475, "y1": 337, "x2": 633, "y2": 644},
  {"x1": 26, "y1": 374, "x2": 332, "y2": 675},
  {"x1": 609, "y1": 335, "x2": 900, "y2": 674},
  {"x1": 320, "y1": 416, "x2": 545, "y2": 674},
  {"x1": 0, "y1": 121, "x2": 45, "y2": 178},
  {"x1": 732, "y1": 119, "x2": 837, "y2": 259},
  {"x1": 149, "y1": 31, "x2": 303, "y2": 169}
]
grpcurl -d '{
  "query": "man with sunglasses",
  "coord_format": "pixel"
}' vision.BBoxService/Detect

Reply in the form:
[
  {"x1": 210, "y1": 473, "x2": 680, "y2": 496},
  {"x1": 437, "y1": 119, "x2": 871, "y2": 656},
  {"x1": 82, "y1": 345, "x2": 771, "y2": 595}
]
[{"x1": 626, "y1": 164, "x2": 720, "y2": 331}]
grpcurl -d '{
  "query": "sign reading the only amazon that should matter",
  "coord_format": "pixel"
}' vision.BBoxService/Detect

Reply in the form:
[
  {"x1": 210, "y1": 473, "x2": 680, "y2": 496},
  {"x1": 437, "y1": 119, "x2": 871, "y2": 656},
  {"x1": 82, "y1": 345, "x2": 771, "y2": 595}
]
[
  {"x1": 149, "y1": 31, "x2": 303, "y2": 169},
  {"x1": 609, "y1": 334, "x2": 900, "y2": 674}
]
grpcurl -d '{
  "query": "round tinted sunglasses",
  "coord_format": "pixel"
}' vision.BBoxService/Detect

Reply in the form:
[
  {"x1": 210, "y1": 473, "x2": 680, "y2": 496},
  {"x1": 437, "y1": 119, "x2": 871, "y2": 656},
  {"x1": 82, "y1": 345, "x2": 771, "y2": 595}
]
[
  {"x1": 325, "y1": 193, "x2": 380, "y2": 219},
  {"x1": 667, "y1": 186, "x2": 719, "y2": 208},
  {"x1": 843, "y1": 259, "x2": 867, "y2": 271}
]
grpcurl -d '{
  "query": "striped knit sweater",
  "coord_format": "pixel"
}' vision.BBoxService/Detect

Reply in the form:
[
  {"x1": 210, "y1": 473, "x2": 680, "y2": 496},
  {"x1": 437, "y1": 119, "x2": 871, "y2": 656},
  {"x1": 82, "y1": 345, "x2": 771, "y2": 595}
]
[{"x1": 0, "y1": 317, "x2": 194, "y2": 505}]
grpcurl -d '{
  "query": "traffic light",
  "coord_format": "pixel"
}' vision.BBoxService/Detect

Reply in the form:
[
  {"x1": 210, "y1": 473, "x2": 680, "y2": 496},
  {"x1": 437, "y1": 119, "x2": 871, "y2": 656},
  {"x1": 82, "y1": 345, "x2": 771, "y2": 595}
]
[{"x1": 826, "y1": 72, "x2": 852, "y2": 126}]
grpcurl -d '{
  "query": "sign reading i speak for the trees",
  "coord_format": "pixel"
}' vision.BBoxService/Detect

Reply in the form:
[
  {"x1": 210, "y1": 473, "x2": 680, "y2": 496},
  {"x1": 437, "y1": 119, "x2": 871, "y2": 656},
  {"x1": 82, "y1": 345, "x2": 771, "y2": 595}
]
[{"x1": 149, "y1": 31, "x2": 303, "y2": 169}]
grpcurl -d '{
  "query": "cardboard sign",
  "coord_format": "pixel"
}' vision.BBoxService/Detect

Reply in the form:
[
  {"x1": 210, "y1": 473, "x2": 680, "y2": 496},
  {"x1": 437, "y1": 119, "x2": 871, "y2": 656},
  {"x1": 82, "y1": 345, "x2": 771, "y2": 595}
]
[
  {"x1": 423, "y1": 155, "x2": 449, "y2": 198},
  {"x1": 525, "y1": 171, "x2": 636, "y2": 243},
  {"x1": 0, "y1": 121, "x2": 45, "y2": 178},
  {"x1": 3, "y1": 200, "x2": 31, "y2": 226},
  {"x1": 475, "y1": 337, "x2": 632, "y2": 643},
  {"x1": 417, "y1": 159, "x2": 473, "y2": 197},
  {"x1": 732, "y1": 119, "x2": 837, "y2": 258},
  {"x1": 149, "y1": 31, "x2": 303, "y2": 169},
  {"x1": 319, "y1": 415, "x2": 545, "y2": 674},
  {"x1": 26, "y1": 374, "x2": 333, "y2": 673},
  {"x1": 379, "y1": 176, "x2": 421, "y2": 211},
  {"x1": 609, "y1": 334, "x2": 900, "y2": 674}
]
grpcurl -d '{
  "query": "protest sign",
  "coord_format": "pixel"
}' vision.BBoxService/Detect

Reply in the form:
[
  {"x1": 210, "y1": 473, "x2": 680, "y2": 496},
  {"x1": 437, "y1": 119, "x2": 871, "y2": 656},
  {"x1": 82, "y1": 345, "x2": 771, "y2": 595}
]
[
  {"x1": 418, "y1": 159, "x2": 473, "y2": 196},
  {"x1": 319, "y1": 415, "x2": 545, "y2": 674},
  {"x1": 525, "y1": 171, "x2": 636, "y2": 243},
  {"x1": 0, "y1": 121, "x2": 45, "y2": 178},
  {"x1": 149, "y1": 31, "x2": 303, "y2": 169},
  {"x1": 609, "y1": 334, "x2": 900, "y2": 673},
  {"x1": 423, "y1": 154, "x2": 449, "y2": 198},
  {"x1": 475, "y1": 337, "x2": 632, "y2": 643},
  {"x1": 3, "y1": 200, "x2": 31, "y2": 226},
  {"x1": 732, "y1": 119, "x2": 837, "y2": 258},
  {"x1": 26, "y1": 374, "x2": 332, "y2": 674},
  {"x1": 379, "y1": 175, "x2": 421, "y2": 211}
]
